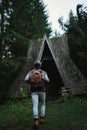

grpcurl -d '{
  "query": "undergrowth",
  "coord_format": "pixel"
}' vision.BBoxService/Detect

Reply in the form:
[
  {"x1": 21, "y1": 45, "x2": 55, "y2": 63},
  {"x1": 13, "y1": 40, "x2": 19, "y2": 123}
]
[{"x1": 0, "y1": 98, "x2": 87, "y2": 130}]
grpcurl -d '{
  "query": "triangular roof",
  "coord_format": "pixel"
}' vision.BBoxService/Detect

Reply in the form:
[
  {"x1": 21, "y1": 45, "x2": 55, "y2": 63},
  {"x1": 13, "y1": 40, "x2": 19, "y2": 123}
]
[{"x1": 38, "y1": 35, "x2": 60, "y2": 71}]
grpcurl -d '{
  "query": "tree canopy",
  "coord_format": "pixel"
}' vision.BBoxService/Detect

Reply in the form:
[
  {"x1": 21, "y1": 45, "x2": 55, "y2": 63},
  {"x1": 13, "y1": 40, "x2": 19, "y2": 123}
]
[
  {"x1": 0, "y1": 0, "x2": 52, "y2": 100},
  {"x1": 58, "y1": 4, "x2": 87, "y2": 77},
  {"x1": 0, "y1": 0, "x2": 52, "y2": 59},
  {"x1": 12, "y1": 0, "x2": 52, "y2": 39}
]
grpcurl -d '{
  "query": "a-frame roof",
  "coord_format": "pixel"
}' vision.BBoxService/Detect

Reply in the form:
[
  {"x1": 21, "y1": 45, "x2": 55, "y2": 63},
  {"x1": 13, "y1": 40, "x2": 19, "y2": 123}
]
[{"x1": 38, "y1": 35, "x2": 59, "y2": 69}]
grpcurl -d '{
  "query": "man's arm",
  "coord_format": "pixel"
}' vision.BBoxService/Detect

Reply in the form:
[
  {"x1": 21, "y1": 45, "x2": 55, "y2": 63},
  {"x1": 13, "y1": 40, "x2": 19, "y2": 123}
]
[
  {"x1": 25, "y1": 72, "x2": 30, "y2": 83},
  {"x1": 44, "y1": 73, "x2": 49, "y2": 82},
  {"x1": 43, "y1": 71, "x2": 50, "y2": 82}
]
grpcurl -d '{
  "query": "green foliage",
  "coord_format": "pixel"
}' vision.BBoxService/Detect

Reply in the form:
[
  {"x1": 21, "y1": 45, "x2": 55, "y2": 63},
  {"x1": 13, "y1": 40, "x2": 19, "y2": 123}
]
[
  {"x1": 9, "y1": 90, "x2": 29, "y2": 103},
  {"x1": 11, "y1": 39, "x2": 28, "y2": 57},
  {"x1": 12, "y1": 0, "x2": 52, "y2": 39},
  {"x1": 0, "y1": 100, "x2": 32, "y2": 130},
  {"x1": 68, "y1": 5, "x2": 87, "y2": 77},
  {"x1": 58, "y1": 5, "x2": 87, "y2": 77},
  {"x1": 0, "y1": 98, "x2": 87, "y2": 130},
  {"x1": 0, "y1": 0, "x2": 52, "y2": 59},
  {"x1": 0, "y1": 58, "x2": 26, "y2": 101}
]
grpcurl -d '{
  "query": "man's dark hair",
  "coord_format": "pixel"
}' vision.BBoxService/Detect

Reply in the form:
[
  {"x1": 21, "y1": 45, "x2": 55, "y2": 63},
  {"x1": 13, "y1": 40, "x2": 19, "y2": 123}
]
[{"x1": 34, "y1": 60, "x2": 41, "y2": 69}]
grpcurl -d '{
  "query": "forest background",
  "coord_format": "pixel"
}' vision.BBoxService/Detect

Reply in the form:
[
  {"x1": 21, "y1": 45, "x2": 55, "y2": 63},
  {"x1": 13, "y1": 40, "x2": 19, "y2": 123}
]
[{"x1": 0, "y1": 0, "x2": 87, "y2": 102}]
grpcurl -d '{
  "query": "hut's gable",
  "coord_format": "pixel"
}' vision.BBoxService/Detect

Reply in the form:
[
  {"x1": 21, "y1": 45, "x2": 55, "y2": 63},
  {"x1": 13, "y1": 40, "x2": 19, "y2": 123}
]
[{"x1": 11, "y1": 35, "x2": 87, "y2": 98}]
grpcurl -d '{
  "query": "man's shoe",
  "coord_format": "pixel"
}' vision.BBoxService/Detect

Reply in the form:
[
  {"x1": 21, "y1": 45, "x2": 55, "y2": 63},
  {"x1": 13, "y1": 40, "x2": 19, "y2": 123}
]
[
  {"x1": 33, "y1": 119, "x2": 39, "y2": 129},
  {"x1": 40, "y1": 117, "x2": 45, "y2": 123}
]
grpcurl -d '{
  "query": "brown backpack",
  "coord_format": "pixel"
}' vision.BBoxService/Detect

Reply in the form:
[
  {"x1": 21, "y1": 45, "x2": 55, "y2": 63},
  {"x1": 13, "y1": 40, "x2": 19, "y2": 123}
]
[{"x1": 30, "y1": 69, "x2": 44, "y2": 87}]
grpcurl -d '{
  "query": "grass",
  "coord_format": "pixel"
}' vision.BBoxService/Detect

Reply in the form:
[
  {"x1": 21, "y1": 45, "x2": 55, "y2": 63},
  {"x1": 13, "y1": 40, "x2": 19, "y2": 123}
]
[{"x1": 0, "y1": 98, "x2": 87, "y2": 130}]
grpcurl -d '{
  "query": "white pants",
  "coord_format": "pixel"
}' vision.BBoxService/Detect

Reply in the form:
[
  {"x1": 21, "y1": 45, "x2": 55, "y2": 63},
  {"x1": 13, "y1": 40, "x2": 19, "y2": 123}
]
[{"x1": 31, "y1": 92, "x2": 46, "y2": 119}]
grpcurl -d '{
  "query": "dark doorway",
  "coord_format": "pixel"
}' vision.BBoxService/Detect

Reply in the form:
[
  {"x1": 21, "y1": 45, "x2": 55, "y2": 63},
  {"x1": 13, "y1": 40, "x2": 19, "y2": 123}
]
[
  {"x1": 41, "y1": 58, "x2": 64, "y2": 99},
  {"x1": 40, "y1": 40, "x2": 64, "y2": 99}
]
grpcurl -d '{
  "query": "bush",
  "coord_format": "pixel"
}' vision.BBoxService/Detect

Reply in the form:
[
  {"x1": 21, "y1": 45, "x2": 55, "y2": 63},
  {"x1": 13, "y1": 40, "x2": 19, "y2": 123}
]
[{"x1": 0, "y1": 58, "x2": 25, "y2": 102}]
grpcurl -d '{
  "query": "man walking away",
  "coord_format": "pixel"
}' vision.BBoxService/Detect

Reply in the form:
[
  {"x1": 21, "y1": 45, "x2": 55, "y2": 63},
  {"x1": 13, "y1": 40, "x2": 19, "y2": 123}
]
[{"x1": 25, "y1": 60, "x2": 49, "y2": 129}]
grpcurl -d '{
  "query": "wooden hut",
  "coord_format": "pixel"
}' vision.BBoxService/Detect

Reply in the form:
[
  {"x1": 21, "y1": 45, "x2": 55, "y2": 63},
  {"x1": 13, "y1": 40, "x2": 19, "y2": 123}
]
[{"x1": 11, "y1": 35, "x2": 87, "y2": 99}]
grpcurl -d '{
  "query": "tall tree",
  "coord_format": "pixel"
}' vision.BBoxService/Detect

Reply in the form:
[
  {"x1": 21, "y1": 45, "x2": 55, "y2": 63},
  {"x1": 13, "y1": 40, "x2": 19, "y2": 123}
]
[
  {"x1": 8, "y1": 0, "x2": 52, "y2": 57},
  {"x1": 58, "y1": 4, "x2": 87, "y2": 77},
  {"x1": 0, "y1": 0, "x2": 13, "y2": 59},
  {"x1": 12, "y1": 0, "x2": 52, "y2": 39},
  {"x1": 0, "y1": 0, "x2": 52, "y2": 58}
]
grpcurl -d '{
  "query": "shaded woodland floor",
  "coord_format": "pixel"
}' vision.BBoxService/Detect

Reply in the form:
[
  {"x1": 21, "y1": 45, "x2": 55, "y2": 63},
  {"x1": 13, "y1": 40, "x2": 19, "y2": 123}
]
[{"x1": 0, "y1": 98, "x2": 87, "y2": 130}]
